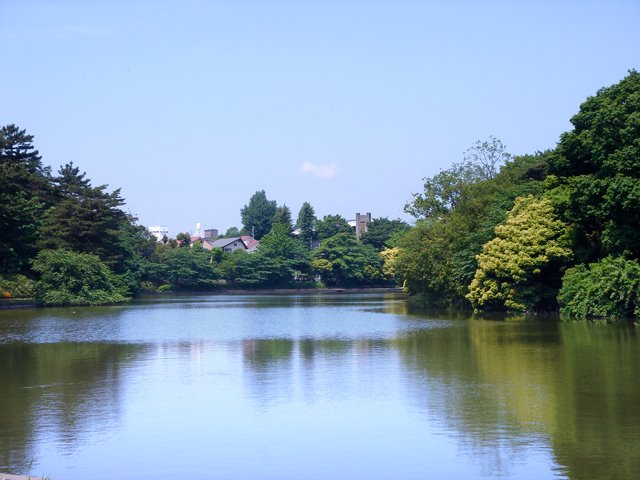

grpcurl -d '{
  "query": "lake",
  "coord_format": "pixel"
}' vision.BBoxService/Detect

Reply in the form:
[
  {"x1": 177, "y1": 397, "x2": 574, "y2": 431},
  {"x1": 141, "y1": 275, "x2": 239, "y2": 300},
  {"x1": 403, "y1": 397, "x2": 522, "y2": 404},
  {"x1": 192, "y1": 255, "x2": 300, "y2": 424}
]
[{"x1": 1, "y1": 293, "x2": 639, "y2": 480}]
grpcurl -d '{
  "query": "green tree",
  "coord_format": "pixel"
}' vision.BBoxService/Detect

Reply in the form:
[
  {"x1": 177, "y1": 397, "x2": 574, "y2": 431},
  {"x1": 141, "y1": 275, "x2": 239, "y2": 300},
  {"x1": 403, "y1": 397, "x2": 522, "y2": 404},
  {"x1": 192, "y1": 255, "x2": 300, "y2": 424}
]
[
  {"x1": 361, "y1": 217, "x2": 410, "y2": 251},
  {"x1": 466, "y1": 196, "x2": 572, "y2": 312},
  {"x1": 312, "y1": 232, "x2": 384, "y2": 287},
  {"x1": 0, "y1": 125, "x2": 50, "y2": 273},
  {"x1": 175, "y1": 232, "x2": 191, "y2": 247},
  {"x1": 32, "y1": 249, "x2": 128, "y2": 306},
  {"x1": 548, "y1": 70, "x2": 640, "y2": 261},
  {"x1": 223, "y1": 226, "x2": 241, "y2": 237},
  {"x1": 150, "y1": 243, "x2": 219, "y2": 289},
  {"x1": 315, "y1": 214, "x2": 353, "y2": 241},
  {"x1": 295, "y1": 201, "x2": 317, "y2": 248},
  {"x1": 404, "y1": 160, "x2": 484, "y2": 220},
  {"x1": 273, "y1": 204, "x2": 293, "y2": 232},
  {"x1": 396, "y1": 152, "x2": 548, "y2": 303},
  {"x1": 257, "y1": 223, "x2": 310, "y2": 284},
  {"x1": 39, "y1": 163, "x2": 132, "y2": 272},
  {"x1": 558, "y1": 256, "x2": 640, "y2": 320},
  {"x1": 464, "y1": 135, "x2": 512, "y2": 180},
  {"x1": 240, "y1": 190, "x2": 277, "y2": 239}
]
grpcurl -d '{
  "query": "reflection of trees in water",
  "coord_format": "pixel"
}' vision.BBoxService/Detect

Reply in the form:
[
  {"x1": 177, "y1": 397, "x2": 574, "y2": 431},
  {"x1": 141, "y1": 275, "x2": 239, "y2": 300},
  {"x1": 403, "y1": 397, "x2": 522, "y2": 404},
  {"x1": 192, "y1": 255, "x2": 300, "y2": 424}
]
[
  {"x1": 0, "y1": 342, "x2": 148, "y2": 474},
  {"x1": 241, "y1": 337, "x2": 391, "y2": 407},
  {"x1": 395, "y1": 320, "x2": 640, "y2": 479}
]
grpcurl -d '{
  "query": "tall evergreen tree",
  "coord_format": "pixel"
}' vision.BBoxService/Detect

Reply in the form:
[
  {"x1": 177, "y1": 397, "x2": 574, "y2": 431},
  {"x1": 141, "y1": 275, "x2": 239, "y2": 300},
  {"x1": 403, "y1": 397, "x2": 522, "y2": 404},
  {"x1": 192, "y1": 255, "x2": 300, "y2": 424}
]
[
  {"x1": 273, "y1": 204, "x2": 293, "y2": 232},
  {"x1": 0, "y1": 125, "x2": 51, "y2": 273},
  {"x1": 295, "y1": 202, "x2": 317, "y2": 248},
  {"x1": 39, "y1": 163, "x2": 132, "y2": 272},
  {"x1": 240, "y1": 190, "x2": 277, "y2": 239}
]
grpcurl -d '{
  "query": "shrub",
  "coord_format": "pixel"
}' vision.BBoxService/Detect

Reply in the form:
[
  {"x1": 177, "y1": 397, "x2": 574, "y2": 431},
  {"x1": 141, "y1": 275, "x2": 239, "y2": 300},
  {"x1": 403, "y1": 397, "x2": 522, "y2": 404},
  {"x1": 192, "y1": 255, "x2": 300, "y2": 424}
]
[
  {"x1": 558, "y1": 256, "x2": 640, "y2": 320},
  {"x1": 0, "y1": 274, "x2": 36, "y2": 298},
  {"x1": 32, "y1": 249, "x2": 128, "y2": 306}
]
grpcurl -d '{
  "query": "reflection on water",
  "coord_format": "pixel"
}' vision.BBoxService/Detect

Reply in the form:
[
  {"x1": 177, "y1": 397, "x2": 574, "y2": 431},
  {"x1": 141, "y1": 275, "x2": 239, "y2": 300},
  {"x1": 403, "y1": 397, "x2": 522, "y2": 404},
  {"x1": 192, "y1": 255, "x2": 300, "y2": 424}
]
[{"x1": 0, "y1": 294, "x2": 639, "y2": 479}]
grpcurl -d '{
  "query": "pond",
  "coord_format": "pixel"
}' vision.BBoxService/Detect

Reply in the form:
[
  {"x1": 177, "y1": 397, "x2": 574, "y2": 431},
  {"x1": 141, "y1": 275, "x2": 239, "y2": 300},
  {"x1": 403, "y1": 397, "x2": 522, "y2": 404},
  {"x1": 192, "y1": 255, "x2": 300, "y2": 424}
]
[{"x1": 1, "y1": 293, "x2": 639, "y2": 479}]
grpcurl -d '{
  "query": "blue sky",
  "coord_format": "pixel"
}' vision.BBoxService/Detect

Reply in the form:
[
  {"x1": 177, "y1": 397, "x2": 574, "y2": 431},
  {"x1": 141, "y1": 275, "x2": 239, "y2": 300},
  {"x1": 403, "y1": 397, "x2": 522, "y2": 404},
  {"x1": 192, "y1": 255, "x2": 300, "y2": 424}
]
[{"x1": 2, "y1": 0, "x2": 639, "y2": 236}]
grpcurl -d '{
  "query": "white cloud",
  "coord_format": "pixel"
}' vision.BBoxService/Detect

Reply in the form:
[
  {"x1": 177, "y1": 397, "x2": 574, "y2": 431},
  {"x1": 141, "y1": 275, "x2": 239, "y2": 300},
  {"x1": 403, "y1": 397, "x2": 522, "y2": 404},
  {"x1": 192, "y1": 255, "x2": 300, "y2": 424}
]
[{"x1": 298, "y1": 161, "x2": 338, "y2": 179}]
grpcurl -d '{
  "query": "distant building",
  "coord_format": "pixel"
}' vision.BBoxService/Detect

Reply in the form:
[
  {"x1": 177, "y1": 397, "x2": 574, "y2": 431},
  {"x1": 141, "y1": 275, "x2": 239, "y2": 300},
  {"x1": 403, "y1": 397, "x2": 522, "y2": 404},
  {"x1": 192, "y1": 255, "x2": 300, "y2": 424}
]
[
  {"x1": 349, "y1": 212, "x2": 371, "y2": 239},
  {"x1": 204, "y1": 229, "x2": 218, "y2": 239},
  {"x1": 240, "y1": 235, "x2": 260, "y2": 253},
  {"x1": 148, "y1": 226, "x2": 169, "y2": 241}
]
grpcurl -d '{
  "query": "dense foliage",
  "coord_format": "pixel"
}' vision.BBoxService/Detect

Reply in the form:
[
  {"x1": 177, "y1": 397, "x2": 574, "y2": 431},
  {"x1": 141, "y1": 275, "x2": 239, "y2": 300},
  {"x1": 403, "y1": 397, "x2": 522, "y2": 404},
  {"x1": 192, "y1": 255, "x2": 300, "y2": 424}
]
[
  {"x1": 558, "y1": 257, "x2": 640, "y2": 319},
  {"x1": 395, "y1": 70, "x2": 640, "y2": 320},
  {"x1": 32, "y1": 250, "x2": 128, "y2": 306},
  {"x1": 466, "y1": 196, "x2": 572, "y2": 312},
  {"x1": 2, "y1": 71, "x2": 638, "y2": 316}
]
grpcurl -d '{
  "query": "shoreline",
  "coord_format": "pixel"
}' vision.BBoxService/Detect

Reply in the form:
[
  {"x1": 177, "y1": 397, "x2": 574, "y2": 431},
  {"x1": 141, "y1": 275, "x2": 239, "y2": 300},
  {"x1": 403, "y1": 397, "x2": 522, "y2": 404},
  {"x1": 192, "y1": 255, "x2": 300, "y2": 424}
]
[{"x1": 0, "y1": 287, "x2": 406, "y2": 310}]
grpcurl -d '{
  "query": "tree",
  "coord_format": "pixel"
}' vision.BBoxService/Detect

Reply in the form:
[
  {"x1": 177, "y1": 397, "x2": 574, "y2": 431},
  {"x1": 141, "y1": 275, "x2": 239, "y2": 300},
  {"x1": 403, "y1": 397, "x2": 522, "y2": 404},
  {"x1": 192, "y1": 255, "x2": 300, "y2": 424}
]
[
  {"x1": 315, "y1": 214, "x2": 353, "y2": 241},
  {"x1": 405, "y1": 137, "x2": 513, "y2": 220},
  {"x1": 240, "y1": 190, "x2": 277, "y2": 240},
  {"x1": 223, "y1": 226, "x2": 241, "y2": 237},
  {"x1": 273, "y1": 205, "x2": 293, "y2": 232},
  {"x1": 361, "y1": 217, "x2": 410, "y2": 251},
  {"x1": 295, "y1": 202, "x2": 317, "y2": 248},
  {"x1": 0, "y1": 125, "x2": 50, "y2": 273},
  {"x1": 39, "y1": 163, "x2": 132, "y2": 271},
  {"x1": 464, "y1": 136, "x2": 512, "y2": 180},
  {"x1": 558, "y1": 256, "x2": 640, "y2": 320},
  {"x1": 258, "y1": 223, "x2": 310, "y2": 283},
  {"x1": 312, "y1": 232, "x2": 384, "y2": 287},
  {"x1": 548, "y1": 70, "x2": 640, "y2": 261},
  {"x1": 32, "y1": 249, "x2": 128, "y2": 306},
  {"x1": 404, "y1": 160, "x2": 484, "y2": 220},
  {"x1": 466, "y1": 196, "x2": 572, "y2": 312},
  {"x1": 150, "y1": 243, "x2": 219, "y2": 289},
  {"x1": 175, "y1": 232, "x2": 191, "y2": 247}
]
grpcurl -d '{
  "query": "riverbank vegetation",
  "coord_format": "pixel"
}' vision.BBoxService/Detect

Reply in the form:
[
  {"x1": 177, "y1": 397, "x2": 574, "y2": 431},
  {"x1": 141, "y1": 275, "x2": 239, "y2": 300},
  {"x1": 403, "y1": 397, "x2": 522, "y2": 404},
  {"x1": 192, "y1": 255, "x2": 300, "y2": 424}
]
[
  {"x1": 1, "y1": 71, "x2": 638, "y2": 317},
  {"x1": 395, "y1": 70, "x2": 640, "y2": 320}
]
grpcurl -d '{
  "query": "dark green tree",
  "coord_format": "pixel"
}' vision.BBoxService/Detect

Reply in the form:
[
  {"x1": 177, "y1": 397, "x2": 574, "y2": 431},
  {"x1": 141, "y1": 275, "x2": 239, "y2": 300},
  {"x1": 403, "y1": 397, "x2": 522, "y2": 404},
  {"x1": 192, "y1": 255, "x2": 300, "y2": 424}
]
[
  {"x1": 257, "y1": 223, "x2": 310, "y2": 284},
  {"x1": 295, "y1": 202, "x2": 317, "y2": 248},
  {"x1": 315, "y1": 214, "x2": 353, "y2": 241},
  {"x1": 548, "y1": 70, "x2": 640, "y2": 261},
  {"x1": 175, "y1": 232, "x2": 192, "y2": 247},
  {"x1": 150, "y1": 243, "x2": 219, "y2": 289},
  {"x1": 0, "y1": 125, "x2": 50, "y2": 273},
  {"x1": 558, "y1": 256, "x2": 640, "y2": 319},
  {"x1": 240, "y1": 190, "x2": 277, "y2": 240},
  {"x1": 223, "y1": 226, "x2": 241, "y2": 237},
  {"x1": 39, "y1": 163, "x2": 132, "y2": 272},
  {"x1": 312, "y1": 232, "x2": 384, "y2": 287},
  {"x1": 273, "y1": 204, "x2": 293, "y2": 232},
  {"x1": 32, "y1": 249, "x2": 128, "y2": 306},
  {"x1": 361, "y1": 217, "x2": 410, "y2": 251}
]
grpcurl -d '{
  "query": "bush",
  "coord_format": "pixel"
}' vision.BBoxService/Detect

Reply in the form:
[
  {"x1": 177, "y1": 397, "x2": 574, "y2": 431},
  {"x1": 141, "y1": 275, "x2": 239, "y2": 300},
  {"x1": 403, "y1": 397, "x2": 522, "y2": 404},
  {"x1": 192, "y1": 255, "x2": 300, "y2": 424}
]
[
  {"x1": 0, "y1": 274, "x2": 36, "y2": 298},
  {"x1": 558, "y1": 256, "x2": 640, "y2": 319},
  {"x1": 32, "y1": 249, "x2": 128, "y2": 306}
]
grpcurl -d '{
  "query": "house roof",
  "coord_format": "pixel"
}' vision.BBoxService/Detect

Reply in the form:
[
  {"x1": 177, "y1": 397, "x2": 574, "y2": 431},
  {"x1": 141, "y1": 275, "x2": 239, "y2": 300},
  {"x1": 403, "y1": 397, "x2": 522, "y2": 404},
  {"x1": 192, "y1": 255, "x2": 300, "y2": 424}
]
[
  {"x1": 240, "y1": 235, "x2": 259, "y2": 250},
  {"x1": 205, "y1": 237, "x2": 244, "y2": 249}
]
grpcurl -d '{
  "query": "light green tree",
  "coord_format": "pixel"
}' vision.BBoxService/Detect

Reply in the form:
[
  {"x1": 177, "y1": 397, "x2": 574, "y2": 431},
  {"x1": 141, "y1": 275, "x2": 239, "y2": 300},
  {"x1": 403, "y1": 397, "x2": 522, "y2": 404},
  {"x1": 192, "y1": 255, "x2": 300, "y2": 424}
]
[{"x1": 466, "y1": 196, "x2": 572, "y2": 312}]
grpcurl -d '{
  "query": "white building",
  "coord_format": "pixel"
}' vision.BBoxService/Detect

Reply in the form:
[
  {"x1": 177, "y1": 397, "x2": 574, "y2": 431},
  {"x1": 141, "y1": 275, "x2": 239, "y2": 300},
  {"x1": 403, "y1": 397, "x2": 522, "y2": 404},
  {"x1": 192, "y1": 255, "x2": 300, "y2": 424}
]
[{"x1": 148, "y1": 226, "x2": 169, "y2": 241}]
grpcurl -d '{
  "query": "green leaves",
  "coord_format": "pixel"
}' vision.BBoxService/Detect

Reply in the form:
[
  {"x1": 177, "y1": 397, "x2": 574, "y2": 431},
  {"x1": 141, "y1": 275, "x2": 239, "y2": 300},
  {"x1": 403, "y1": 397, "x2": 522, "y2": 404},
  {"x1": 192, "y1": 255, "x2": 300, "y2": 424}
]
[
  {"x1": 558, "y1": 257, "x2": 640, "y2": 319},
  {"x1": 312, "y1": 232, "x2": 384, "y2": 287},
  {"x1": 466, "y1": 196, "x2": 572, "y2": 312},
  {"x1": 32, "y1": 250, "x2": 128, "y2": 306},
  {"x1": 240, "y1": 190, "x2": 277, "y2": 240}
]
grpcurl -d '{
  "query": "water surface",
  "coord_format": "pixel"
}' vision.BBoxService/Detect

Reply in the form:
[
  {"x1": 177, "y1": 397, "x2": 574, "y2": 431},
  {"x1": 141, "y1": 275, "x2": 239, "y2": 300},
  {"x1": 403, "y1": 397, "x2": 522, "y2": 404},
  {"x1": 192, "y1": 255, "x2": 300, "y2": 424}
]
[{"x1": 1, "y1": 294, "x2": 639, "y2": 479}]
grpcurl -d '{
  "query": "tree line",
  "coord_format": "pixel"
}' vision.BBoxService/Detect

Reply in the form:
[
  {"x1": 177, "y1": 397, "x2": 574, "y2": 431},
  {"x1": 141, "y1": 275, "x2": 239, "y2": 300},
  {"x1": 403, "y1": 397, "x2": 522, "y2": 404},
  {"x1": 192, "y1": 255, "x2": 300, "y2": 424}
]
[
  {"x1": 2, "y1": 70, "x2": 639, "y2": 319},
  {"x1": 0, "y1": 136, "x2": 407, "y2": 304},
  {"x1": 393, "y1": 70, "x2": 640, "y2": 320}
]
